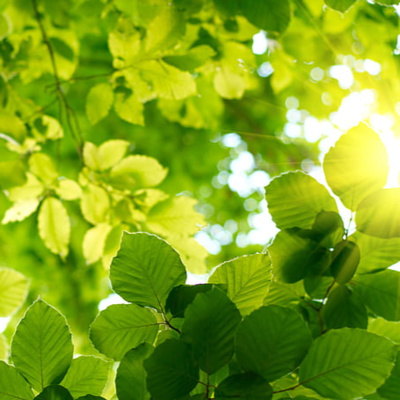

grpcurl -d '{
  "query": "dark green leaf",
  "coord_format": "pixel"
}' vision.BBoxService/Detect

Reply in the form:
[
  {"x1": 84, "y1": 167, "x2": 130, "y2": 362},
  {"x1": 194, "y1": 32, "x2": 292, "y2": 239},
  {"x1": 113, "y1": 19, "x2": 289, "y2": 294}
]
[
  {"x1": 354, "y1": 269, "x2": 400, "y2": 321},
  {"x1": 116, "y1": 343, "x2": 154, "y2": 400},
  {"x1": 34, "y1": 386, "x2": 73, "y2": 400},
  {"x1": 181, "y1": 287, "x2": 241, "y2": 374},
  {"x1": 356, "y1": 188, "x2": 400, "y2": 238},
  {"x1": 377, "y1": 351, "x2": 400, "y2": 399},
  {"x1": 299, "y1": 328, "x2": 396, "y2": 398},
  {"x1": 322, "y1": 285, "x2": 368, "y2": 329},
  {"x1": 11, "y1": 299, "x2": 73, "y2": 392},
  {"x1": 90, "y1": 303, "x2": 159, "y2": 360},
  {"x1": 324, "y1": 0, "x2": 357, "y2": 12},
  {"x1": 144, "y1": 339, "x2": 199, "y2": 400},
  {"x1": 215, "y1": 373, "x2": 272, "y2": 399},
  {"x1": 330, "y1": 240, "x2": 360, "y2": 284},
  {"x1": 236, "y1": 305, "x2": 312, "y2": 381},
  {"x1": 110, "y1": 232, "x2": 186, "y2": 310},
  {"x1": 311, "y1": 211, "x2": 344, "y2": 248}
]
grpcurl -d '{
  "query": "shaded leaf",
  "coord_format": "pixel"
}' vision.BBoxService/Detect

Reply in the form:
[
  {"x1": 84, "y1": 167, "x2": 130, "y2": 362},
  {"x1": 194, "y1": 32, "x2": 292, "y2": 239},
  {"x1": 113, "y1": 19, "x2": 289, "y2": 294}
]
[
  {"x1": 330, "y1": 240, "x2": 360, "y2": 284},
  {"x1": 34, "y1": 385, "x2": 73, "y2": 400},
  {"x1": 325, "y1": 0, "x2": 357, "y2": 12}
]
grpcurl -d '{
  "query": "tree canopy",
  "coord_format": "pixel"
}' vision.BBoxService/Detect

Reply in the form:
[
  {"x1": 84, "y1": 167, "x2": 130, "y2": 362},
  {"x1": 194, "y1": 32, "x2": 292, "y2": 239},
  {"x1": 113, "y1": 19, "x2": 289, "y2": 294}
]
[{"x1": 2, "y1": 0, "x2": 400, "y2": 398}]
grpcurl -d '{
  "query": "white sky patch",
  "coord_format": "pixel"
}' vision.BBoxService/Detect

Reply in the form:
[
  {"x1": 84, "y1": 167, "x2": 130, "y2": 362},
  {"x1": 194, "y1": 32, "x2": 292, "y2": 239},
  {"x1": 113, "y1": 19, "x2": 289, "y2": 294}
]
[
  {"x1": 252, "y1": 31, "x2": 268, "y2": 55},
  {"x1": 0, "y1": 317, "x2": 10, "y2": 333},
  {"x1": 258, "y1": 62, "x2": 274, "y2": 78},
  {"x1": 98, "y1": 293, "x2": 127, "y2": 311}
]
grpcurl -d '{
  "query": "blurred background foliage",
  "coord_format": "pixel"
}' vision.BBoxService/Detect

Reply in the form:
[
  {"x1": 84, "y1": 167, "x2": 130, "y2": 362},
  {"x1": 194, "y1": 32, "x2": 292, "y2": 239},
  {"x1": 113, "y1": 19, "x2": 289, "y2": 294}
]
[{"x1": 1, "y1": 0, "x2": 400, "y2": 351}]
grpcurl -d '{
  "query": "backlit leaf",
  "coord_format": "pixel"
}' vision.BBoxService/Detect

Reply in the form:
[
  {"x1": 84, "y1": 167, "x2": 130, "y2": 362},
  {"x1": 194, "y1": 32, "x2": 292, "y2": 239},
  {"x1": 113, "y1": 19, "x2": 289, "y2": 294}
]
[
  {"x1": 90, "y1": 303, "x2": 158, "y2": 360},
  {"x1": 266, "y1": 172, "x2": 338, "y2": 230},
  {"x1": 2, "y1": 198, "x2": 39, "y2": 224},
  {"x1": 114, "y1": 91, "x2": 144, "y2": 126},
  {"x1": 55, "y1": 179, "x2": 82, "y2": 200},
  {"x1": 0, "y1": 335, "x2": 7, "y2": 361},
  {"x1": 0, "y1": 361, "x2": 34, "y2": 400},
  {"x1": 80, "y1": 184, "x2": 110, "y2": 225},
  {"x1": 38, "y1": 197, "x2": 70, "y2": 258},
  {"x1": 209, "y1": 254, "x2": 272, "y2": 315},
  {"x1": 299, "y1": 328, "x2": 396, "y2": 398},
  {"x1": 29, "y1": 153, "x2": 58, "y2": 185},
  {"x1": 83, "y1": 223, "x2": 113, "y2": 264},
  {"x1": 11, "y1": 299, "x2": 73, "y2": 392},
  {"x1": 86, "y1": 83, "x2": 114, "y2": 125},
  {"x1": 110, "y1": 232, "x2": 186, "y2": 310},
  {"x1": 0, "y1": 268, "x2": 28, "y2": 317}
]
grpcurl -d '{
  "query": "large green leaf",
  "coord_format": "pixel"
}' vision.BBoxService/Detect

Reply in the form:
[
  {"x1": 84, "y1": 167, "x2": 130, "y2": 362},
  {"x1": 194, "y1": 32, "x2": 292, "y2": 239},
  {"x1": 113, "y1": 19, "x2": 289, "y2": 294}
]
[
  {"x1": 368, "y1": 318, "x2": 400, "y2": 344},
  {"x1": 265, "y1": 172, "x2": 337, "y2": 230},
  {"x1": 239, "y1": 0, "x2": 290, "y2": 33},
  {"x1": 323, "y1": 125, "x2": 389, "y2": 210},
  {"x1": 60, "y1": 356, "x2": 110, "y2": 398},
  {"x1": 214, "y1": 373, "x2": 272, "y2": 399},
  {"x1": 116, "y1": 343, "x2": 154, "y2": 400},
  {"x1": 356, "y1": 188, "x2": 400, "y2": 238},
  {"x1": 208, "y1": 254, "x2": 271, "y2": 315},
  {"x1": 90, "y1": 304, "x2": 159, "y2": 360},
  {"x1": 322, "y1": 285, "x2": 368, "y2": 329},
  {"x1": 110, "y1": 232, "x2": 186, "y2": 311},
  {"x1": 299, "y1": 328, "x2": 396, "y2": 398},
  {"x1": 181, "y1": 287, "x2": 241, "y2": 374},
  {"x1": 0, "y1": 361, "x2": 34, "y2": 400},
  {"x1": 377, "y1": 352, "x2": 400, "y2": 399},
  {"x1": 263, "y1": 280, "x2": 305, "y2": 307},
  {"x1": 325, "y1": 0, "x2": 357, "y2": 12},
  {"x1": 349, "y1": 232, "x2": 400, "y2": 274},
  {"x1": 354, "y1": 269, "x2": 400, "y2": 321},
  {"x1": 11, "y1": 299, "x2": 73, "y2": 392},
  {"x1": 269, "y1": 229, "x2": 331, "y2": 283},
  {"x1": 0, "y1": 268, "x2": 28, "y2": 317},
  {"x1": 34, "y1": 386, "x2": 73, "y2": 400},
  {"x1": 235, "y1": 305, "x2": 312, "y2": 382},
  {"x1": 144, "y1": 339, "x2": 199, "y2": 400}
]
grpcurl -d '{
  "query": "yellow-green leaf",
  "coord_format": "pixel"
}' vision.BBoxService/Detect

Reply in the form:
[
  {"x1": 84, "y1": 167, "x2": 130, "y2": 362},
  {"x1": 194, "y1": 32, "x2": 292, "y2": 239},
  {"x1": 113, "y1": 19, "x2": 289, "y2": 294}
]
[
  {"x1": 2, "y1": 198, "x2": 40, "y2": 224},
  {"x1": 80, "y1": 184, "x2": 110, "y2": 225},
  {"x1": 83, "y1": 140, "x2": 130, "y2": 171},
  {"x1": 29, "y1": 153, "x2": 58, "y2": 185},
  {"x1": 55, "y1": 179, "x2": 82, "y2": 200},
  {"x1": 214, "y1": 63, "x2": 246, "y2": 99},
  {"x1": 0, "y1": 268, "x2": 28, "y2": 317},
  {"x1": 0, "y1": 334, "x2": 7, "y2": 361},
  {"x1": 8, "y1": 173, "x2": 44, "y2": 202},
  {"x1": 83, "y1": 223, "x2": 113, "y2": 264},
  {"x1": 114, "y1": 92, "x2": 144, "y2": 126},
  {"x1": 38, "y1": 197, "x2": 70, "y2": 258},
  {"x1": 86, "y1": 83, "x2": 114, "y2": 125},
  {"x1": 110, "y1": 155, "x2": 167, "y2": 190}
]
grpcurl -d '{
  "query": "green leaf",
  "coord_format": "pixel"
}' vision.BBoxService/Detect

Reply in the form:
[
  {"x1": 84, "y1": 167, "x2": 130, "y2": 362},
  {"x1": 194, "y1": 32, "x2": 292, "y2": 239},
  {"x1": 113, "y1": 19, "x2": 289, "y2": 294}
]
[
  {"x1": 0, "y1": 268, "x2": 28, "y2": 317},
  {"x1": 0, "y1": 361, "x2": 34, "y2": 400},
  {"x1": 330, "y1": 240, "x2": 360, "y2": 284},
  {"x1": 325, "y1": 0, "x2": 357, "y2": 12},
  {"x1": 145, "y1": 196, "x2": 205, "y2": 237},
  {"x1": 90, "y1": 303, "x2": 159, "y2": 360},
  {"x1": 369, "y1": 317, "x2": 400, "y2": 344},
  {"x1": 0, "y1": 334, "x2": 7, "y2": 361},
  {"x1": 239, "y1": 0, "x2": 290, "y2": 33},
  {"x1": 213, "y1": 0, "x2": 239, "y2": 16},
  {"x1": 166, "y1": 284, "x2": 214, "y2": 318},
  {"x1": 55, "y1": 179, "x2": 82, "y2": 201},
  {"x1": 8, "y1": 173, "x2": 44, "y2": 202},
  {"x1": 144, "y1": 339, "x2": 199, "y2": 400},
  {"x1": 311, "y1": 211, "x2": 344, "y2": 248},
  {"x1": 263, "y1": 280, "x2": 305, "y2": 307},
  {"x1": 38, "y1": 197, "x2": 70, "y2": 258},
  {"x1": 265, "y1": 172, "x2": 338, "y2": 230},
  {"x1": 322, "y1": 285, "x2": 368, "y2": 329},
  {"x1": 377, "y1": 352, "x2": 400, "y2": 399},
  {"x1": 2, "y1": 198, "x2": 40, "y2": 223},
  {"x1": 323, "y1": 125, "x2": 389, "y2": 210},
  {"x1": 213, "y1": 63, "x2": 246, "y2": 99},
  {"x1": 83, "y1": 140, "x2": 130, "y2": 171},
  {"x1": 114, "y1": 91, "x2": 144, "y2": 126},
  {"x1": 269, "y1": 229, "x2": 331, "y2": 283},
  {"x1": 60, "y1": 356, "x2": 110, "y2": 398},
  {"x1": 354, "y1": 269, "x2": 400, "y2": 321},
  {"x1": 356, "y1": 188, "x2": 400, "y2": 238},
  {"x1": 163, "y1": 46, "x2": 215, "y2": 71},
  {"x1": 116, "y1": 343, "x2": 154, "y2": 400},
  {"x1": 83, "y1": 223, "x2": 113, "y2": 264},
  {"x1": 299, "y1": 328, "x2": 396, "y2": 398},
  {"x1": 349, "y1": 232, "x2": 400, "y2": 274},
  {"x1": 139, "y1": 60, "x2": 196, "y2": 100},
  {"x1": 236, "y1": 305, "x2": 312, "y2": 382},
  {"x1": 34, "y1": 386, "x2": 73, "y2": 400},
  {"x1": 86, "y1": 83, "x2": 114, "y2": 125},
  {"x1": 29, "y1": 153, "x2": 58, "y2": 185},
  {"x1": 110, "y1": 155, "x2": 167, "y2": 190},
  {"x1": 208, "y1": 254, "x2": 272, "y2": 315},
  {"x1": 215, "y1": 373, "x2": 272, "y2": 399},
  {"x1": 181, "y1": 287, "x2": 242, "y2": 374},
  {"x1": 110, "y1": 232, "x2": 186, "y2": 310},
  {"x1": 11, "y1": 299, "x2": 73, "y2": 392}
]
